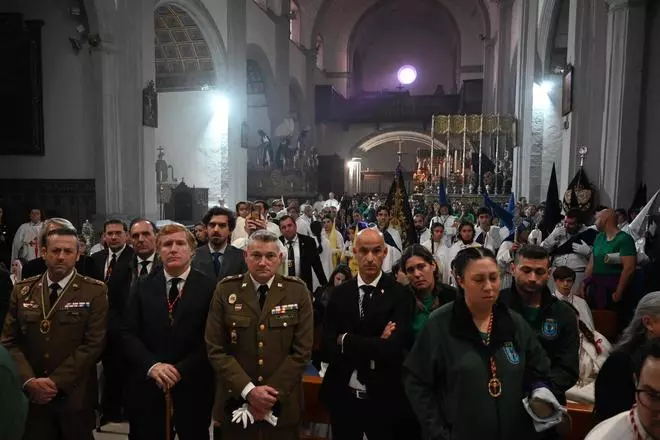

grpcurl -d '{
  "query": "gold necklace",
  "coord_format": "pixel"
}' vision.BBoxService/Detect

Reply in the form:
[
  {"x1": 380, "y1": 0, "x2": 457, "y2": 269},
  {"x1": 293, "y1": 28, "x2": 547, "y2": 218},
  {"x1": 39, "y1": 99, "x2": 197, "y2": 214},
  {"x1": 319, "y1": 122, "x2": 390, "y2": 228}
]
[
  {"x1": 39, "y1": 271, "x2": 76, "y2": 334},
  {"x1": 482, "y1": 311, "x2": 502, "y2": 398}
]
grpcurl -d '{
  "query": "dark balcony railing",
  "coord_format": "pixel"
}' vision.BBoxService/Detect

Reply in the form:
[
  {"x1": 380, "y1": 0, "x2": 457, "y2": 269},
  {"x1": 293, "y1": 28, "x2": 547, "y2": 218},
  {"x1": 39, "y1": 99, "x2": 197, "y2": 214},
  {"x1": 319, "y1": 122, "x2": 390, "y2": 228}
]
[{"x1": 315, "y1": 80, "x2": 483, "y2": 124}]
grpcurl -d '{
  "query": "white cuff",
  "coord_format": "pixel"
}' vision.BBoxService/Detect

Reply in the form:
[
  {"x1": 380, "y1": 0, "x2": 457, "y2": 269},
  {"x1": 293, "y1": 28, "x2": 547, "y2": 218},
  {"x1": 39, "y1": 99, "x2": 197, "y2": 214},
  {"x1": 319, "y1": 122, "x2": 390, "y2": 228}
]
[
  {"x1": 23, "y1": 377, "x2": 35, "y2": 389},
  {"x1": 241, "y1": 382, "x2": 256, "y2": 400},
  {"x1": 147, "y1": 362, "x2": 160, "y2": 377},
  {"x1": 340, "y1": 333, "x2": 347, "y2": 354}
]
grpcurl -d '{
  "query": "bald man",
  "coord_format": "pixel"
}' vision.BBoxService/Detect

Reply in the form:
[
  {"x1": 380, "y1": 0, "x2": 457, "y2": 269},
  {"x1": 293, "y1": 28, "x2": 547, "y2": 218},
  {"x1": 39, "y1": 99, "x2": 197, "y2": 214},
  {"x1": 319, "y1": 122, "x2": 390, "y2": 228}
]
[
  {"x1": 319, "y1": 228, "x2": 416, "y2": 440},
  {"x1": 582, "y1": 208, "x2": 637, "y2": 327}
]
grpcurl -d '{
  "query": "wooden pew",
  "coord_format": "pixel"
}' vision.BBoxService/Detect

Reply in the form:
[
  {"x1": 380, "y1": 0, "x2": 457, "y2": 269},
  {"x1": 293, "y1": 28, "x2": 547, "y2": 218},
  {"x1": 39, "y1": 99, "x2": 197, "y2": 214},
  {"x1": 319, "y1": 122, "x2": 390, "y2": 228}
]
[
  {"x1": 592, "y1": 310, "x2": 619, "y2": 343},
  {"x1": 566, "y1": 402, "x2": 597, "y2": 440},
  {"x1": 302, "y1": 375, "x2": 598, "y2": 439}
]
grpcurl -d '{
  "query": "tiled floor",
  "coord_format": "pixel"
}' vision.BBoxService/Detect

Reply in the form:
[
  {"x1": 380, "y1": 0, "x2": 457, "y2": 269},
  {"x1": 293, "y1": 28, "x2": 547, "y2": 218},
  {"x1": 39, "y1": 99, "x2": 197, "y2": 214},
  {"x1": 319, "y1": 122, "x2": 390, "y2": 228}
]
[{"x1": 94, "y1": 423, "x2": 129, "y2": 439}]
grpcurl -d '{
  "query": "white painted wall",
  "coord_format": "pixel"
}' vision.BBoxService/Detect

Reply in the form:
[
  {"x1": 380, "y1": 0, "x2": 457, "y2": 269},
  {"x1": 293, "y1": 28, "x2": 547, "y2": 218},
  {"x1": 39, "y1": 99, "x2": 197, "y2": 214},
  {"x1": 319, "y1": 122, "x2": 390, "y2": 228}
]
[
  {"x1": 532, "y1": 77, "x2": 564, "y2": 202},
  {"x1": 201, "y1": 0, "x2": 227, "y2": 55},
  {"x1": 155, "y1": 91, "x2": 229, "y2": 207},
  {"x1": 0, "y1": 0, "x2": 97, "y2": 179}
]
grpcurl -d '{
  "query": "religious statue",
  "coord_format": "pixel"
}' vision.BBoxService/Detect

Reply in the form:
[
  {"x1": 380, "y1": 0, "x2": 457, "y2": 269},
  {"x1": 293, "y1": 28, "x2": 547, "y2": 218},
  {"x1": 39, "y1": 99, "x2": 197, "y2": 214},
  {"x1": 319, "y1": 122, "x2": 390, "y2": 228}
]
[
  {"x1": 258, "y1": 129, "x2": 273, "y2": 168},
  {"x1": 81, "y1": 220, "x2": 94, "y2": 254},
  {"x1": 274, "y1": 118, "x2": 295, "y2": 170},
  {"x1": 412, "y1": 166, "x2": 429, "y2": 193},
  {"x1": 156, "y1": 146, "x2": 169, "y2": 183}
]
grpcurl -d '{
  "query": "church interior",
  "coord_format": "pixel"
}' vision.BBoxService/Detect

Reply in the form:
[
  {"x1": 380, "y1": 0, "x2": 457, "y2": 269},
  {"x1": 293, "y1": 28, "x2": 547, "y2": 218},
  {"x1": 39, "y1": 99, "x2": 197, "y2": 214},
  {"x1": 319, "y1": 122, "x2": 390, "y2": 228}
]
[{"x1": 1, "y1": 0, "x2": 660, "y2": 439}]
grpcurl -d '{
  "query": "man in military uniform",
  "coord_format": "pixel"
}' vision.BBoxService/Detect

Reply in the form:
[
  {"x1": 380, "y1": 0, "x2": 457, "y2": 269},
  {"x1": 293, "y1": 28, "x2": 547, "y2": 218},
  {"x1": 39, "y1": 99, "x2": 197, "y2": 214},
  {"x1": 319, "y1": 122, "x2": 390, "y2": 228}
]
[
  {"x1": 1, "y1": 228, "x2": 109, "y2": 440},
  {"x1": 206, "y1": 229, "x2": 313, "y2": 440}
]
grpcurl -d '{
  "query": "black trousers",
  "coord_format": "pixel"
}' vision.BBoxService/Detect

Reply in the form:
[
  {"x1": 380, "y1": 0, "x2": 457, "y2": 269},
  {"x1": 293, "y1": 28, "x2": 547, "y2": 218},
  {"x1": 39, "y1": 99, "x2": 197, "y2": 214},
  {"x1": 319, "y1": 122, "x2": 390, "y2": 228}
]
[
  {"x1": 328, "y1": 391, "x2": 419, "y2": 440},
  {"x1": 23, "y1": 405, "x2": 95, "y2": 440},
  {"x1": 127, "y1": 380, "x2": 213, "y2": 440}
]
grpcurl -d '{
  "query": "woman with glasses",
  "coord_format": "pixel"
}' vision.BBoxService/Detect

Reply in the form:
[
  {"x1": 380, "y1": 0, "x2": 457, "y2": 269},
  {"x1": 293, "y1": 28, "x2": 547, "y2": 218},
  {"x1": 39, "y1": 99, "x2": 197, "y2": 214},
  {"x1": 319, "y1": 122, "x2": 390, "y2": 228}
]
[
  {"x1": 401, "y1": 244, "x2": 456, "y2": 338},
  {"x1": 404, "y1": 247, "x2": 562, "y2": 439},
  {"x1": 594, "y1": 291, "x2": 660, "y2": 421}
]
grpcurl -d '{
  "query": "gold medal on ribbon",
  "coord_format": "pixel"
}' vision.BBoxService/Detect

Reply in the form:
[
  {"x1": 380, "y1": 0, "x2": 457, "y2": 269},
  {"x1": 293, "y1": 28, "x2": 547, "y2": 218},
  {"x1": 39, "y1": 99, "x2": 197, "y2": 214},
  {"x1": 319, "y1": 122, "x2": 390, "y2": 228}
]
[
  {"x1": 488, "y1": 377, "x2": 502, "y2": 397},
  {"x1": 40, "y1": 319, "x2": 51, "y2": 334}
]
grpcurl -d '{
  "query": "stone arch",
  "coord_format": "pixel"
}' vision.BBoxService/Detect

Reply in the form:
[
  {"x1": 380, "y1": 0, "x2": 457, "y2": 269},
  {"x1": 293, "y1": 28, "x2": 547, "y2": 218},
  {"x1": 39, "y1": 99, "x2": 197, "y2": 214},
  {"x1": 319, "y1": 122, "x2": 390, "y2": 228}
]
[
  {"x1": 349, "y1": 129, "x2": 449, "y2": 158},
  {"x1": 154, "y1": 0, "x2": 228, "y2": 85},
  {"x1": 246, "y1": 43, "x2": 277, "y2": 126},
  {"x1": 537, "y1": 0, "x2": 563, "y2": 75}
]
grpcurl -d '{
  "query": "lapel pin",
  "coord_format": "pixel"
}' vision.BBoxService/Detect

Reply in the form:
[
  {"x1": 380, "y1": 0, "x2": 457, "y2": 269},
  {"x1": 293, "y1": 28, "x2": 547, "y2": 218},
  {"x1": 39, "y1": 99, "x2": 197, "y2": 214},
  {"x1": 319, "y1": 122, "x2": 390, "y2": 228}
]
[
  {"x1": 20, "y1": 286, "x2": 29, "y2": 295},
  {"x1": 241, "y1": 283, "x2": 247, "y2": 288},
  {"x1": 73, "y1": 284, "x2": 79, "y2": 289},
  {"x1": 228, "y1": 293, "x2": 237, "y2": 304},
  {"x1": 381, "y1": 289, "x2": 384, "y2": 295},
  {"x1": 277, "y1": 282, "x2": 283, "y2": 288}
]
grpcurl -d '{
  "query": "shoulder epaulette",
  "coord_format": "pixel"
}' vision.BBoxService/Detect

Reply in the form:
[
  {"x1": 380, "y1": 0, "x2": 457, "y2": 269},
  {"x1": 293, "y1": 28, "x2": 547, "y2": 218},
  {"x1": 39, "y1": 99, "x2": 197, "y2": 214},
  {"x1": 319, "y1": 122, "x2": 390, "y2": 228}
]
[
  {"x1": 219, "y1": 274, "x2": 243, "y2": 284},
  {"x1": 15, "y1": 275, "x2": 40, "y2": 285},
  {"x1": 82, "y1": 276, "x2": 105, "y2": 286},
  {"x1": 282, "y1": 275, "x2": 306, "y2": 285}
]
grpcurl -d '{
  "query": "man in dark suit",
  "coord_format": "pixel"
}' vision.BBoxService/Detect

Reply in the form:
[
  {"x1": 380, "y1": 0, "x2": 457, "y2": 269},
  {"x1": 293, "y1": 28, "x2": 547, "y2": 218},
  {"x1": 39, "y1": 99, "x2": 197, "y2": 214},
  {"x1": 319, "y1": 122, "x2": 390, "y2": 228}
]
[
  {"x1": 122, "y1": 223, "x2": 216, "y2": 439},
  {"x1": 22, "y1": 218, "x2": 98, "y2": 279},
  {"x1": 192, "y1": 206, "x2": 246, "y2": 282},
  {"x1": 320, "y1": 228, "x2": 414, "y2": 440},
  {"x1": 91, "y1": 219, "x2": 135, "y2": 424},
  {"x1": 278, "y1": 215, "x2": 328, "y2": 292},
  {"x1": 128, "y1": 218, "x2": 161, "y2": 285}
]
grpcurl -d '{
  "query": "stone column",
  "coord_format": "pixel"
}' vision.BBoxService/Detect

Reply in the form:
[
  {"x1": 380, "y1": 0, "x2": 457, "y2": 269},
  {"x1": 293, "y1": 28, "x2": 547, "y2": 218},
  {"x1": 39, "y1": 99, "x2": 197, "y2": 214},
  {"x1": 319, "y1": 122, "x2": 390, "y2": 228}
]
[
  {"x1": 512, "y1": 0, "x2": 539, "y2": 201},
  {"x1": 273, "y1": 1, "x2": 291, "y2": 127},
  {"x1": 494, "y1": 0, "x2": 515, "y2": 114},
  {"x1": 140, "y1": 0, "x2": 158, "y2": 220},
  {"x1": 558, "y1": 0, "x2": 608, "y2": 193},
  {"x1": 481, "y1": 37, "x2": 497, "y2": 114},
  {"x1": 226, "y1": 0, "x2": 248, "y2": 207},
  {"x1": 599, "y1": 0, "x2": 647, "y2": 206}
]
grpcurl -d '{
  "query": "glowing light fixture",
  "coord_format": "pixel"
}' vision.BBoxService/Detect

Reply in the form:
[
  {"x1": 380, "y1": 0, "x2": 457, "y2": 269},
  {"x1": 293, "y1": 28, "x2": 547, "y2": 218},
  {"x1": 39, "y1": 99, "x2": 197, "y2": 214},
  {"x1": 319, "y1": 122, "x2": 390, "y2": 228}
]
[{"x1": 397, "y1": 65, "x2": 417, "y2": 85}]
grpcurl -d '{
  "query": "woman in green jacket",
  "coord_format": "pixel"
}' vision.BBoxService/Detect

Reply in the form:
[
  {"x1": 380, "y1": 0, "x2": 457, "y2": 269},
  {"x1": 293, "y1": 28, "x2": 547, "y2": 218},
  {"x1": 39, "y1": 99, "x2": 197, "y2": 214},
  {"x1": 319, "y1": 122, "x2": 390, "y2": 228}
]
[
  {"x1": 401, "y1": 244, "x2": 457, "y2": 338},
  {"x1": 404, "y1": 247, "x2": 558, "y2": 440}
]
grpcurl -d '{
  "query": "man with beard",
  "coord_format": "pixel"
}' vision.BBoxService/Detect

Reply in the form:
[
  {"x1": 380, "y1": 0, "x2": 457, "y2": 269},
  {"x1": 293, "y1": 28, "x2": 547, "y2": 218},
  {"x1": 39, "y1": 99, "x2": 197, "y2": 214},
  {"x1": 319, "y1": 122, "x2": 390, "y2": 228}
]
[
  {"x1": 499, "y1": 245, "x2": 579, "y2": 431},
  {"x1": 541, "y1": 210, "x2": 596, "y2": 295},
  {"x1": 192, "y1": 207, "x2": 246, "y2": 282},
  {"x1": 413, "y1": 214, "x2": 430, "y2": 245}
]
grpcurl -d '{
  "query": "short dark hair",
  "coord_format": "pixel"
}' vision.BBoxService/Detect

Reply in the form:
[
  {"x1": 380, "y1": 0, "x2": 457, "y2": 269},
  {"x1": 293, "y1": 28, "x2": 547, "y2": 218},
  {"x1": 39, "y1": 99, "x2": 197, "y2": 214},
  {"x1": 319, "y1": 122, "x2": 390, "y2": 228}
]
[
  {"x1": 202, "y1": 206, "x2": 237, "y2": 231},
  {"x1": 377, "y1": 206, "x2": 390, "y2": 216},
  {"x1": 634, "y1": 339, "x2": 660, "y2": 379},
  {"x1": 514, "y1": 244, "x2": 550, "y2": 264},
  {"x1": 430, "y1": 222, "x2": 445, "y2": 231},
  {"x1": 129, "y1": 218, "x2": 157, "y2": 234},
  {"x1": 46, "y1": 228, "x2": 79, "y2": 247},
  {"x1": 279, "y1": 215, "x2": 295, "y2": 225},
  {"x1": 553, "y1": 266, "x2": 576, "y2": 281},
  {"x1": 458, "y1": 221, "x2": 475, "y2": 234},
  {"x1": 565, "y1": 209, "x2": 582, "y2": 220},
  {"x1": 476, "y1": 207, "x2": 490, "y2": 217},
  {"x1": 453, "y1": 247, "x2": 496, "y2": 280},
  {"x1": 104, "y1": 219, "x2": 127, "y2": 232},
  {"x1": 392, "y1": 260, "x2": 402, "y2": 275},
  {"x1": 253, "y1": 200, "x2": 267, "y2": 210},
  {"x1": 235, "y1": 201, "x2": 249, "y2": 212}
]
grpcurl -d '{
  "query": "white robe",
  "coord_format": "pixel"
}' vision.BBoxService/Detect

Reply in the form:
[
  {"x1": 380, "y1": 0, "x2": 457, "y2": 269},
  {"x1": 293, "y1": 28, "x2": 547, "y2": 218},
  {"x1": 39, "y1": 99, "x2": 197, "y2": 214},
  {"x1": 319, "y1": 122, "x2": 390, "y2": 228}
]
[
  {"x1": 496, "y1": 241, "x2": 515, "y2": 289},
  {"x1": 421, "y1": 240, "x2": 451, "y2": 285},
  {"x1": 11, "y1": 222, "x2": 43, "y2": 262},
  {"x1": 311, "y1": 235, "x2": 333, "y2": 292},
  {"x1": 296, "y1": 217, "x2": 312, "y2": 237},
  {"x1": 585, "y1": 408, "x2": 649, "y2": 440},
  {"x1": 555, "y1": 291, "x2": 596, "y2": 332},
  {"x1": 429, "y1": 215, "x2": 456, "y2": 247},
  {"x1": 566, "y1": 328, "x2": 612, "y2": 404},
  {"x1": 382, "y1": 244, "x2": 402, "y2": 274}
]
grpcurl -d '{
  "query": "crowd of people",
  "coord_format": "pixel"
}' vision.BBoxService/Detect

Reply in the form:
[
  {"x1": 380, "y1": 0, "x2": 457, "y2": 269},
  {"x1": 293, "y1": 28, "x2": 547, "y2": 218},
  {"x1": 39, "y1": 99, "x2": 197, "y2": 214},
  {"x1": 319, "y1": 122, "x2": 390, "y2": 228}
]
[{"x1": 0, "y1": 192, "x2": 659, "y2": 440}]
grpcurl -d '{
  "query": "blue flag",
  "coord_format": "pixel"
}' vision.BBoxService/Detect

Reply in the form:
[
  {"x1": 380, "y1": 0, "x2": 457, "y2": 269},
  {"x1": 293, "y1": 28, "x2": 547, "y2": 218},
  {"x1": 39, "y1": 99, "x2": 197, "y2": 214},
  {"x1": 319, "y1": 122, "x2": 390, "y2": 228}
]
[
  {"x1": 483, "y1": 192, "x2": 514, "y2": 230},
  {"x1": 438, "y1": 181, "x2": 451, "y2": 207},
  {"x1": 507, "y1": 193, "x2": 515, "y2": 214}
]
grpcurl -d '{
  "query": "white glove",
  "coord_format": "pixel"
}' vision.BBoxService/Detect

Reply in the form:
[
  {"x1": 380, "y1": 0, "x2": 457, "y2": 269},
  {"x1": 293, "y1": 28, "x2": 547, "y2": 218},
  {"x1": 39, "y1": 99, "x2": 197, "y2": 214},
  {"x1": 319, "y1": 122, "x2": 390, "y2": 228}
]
[
  {"x1": 571, "y1": 240, "x2": 591, "y2": 257},
  {"x1": 528, "y1": 229, "x2": 542, "y2": 245},
  {"x1": 231, "y1": 404, "x2": 255, "y2": 429},
  {"x1": 264, "y1": 411, "x2": 278, "y2": 426},
  {"x1": 522, "y1": 387, "x2": 567, "y2": 432}
]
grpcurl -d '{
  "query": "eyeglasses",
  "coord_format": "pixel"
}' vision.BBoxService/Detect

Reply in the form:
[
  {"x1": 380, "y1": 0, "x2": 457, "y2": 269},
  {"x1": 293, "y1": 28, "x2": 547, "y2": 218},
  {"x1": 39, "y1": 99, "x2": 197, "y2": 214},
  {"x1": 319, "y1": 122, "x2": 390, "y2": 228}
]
[{"x1": 636, "y1": 388, "x2": 660, "y2": 410}]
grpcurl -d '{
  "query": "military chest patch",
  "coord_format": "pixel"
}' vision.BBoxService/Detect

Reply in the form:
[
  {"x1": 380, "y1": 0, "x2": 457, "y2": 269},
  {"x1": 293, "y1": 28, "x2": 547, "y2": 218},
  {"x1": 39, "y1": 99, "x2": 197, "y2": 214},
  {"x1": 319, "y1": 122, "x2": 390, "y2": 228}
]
[
  {"x1": 21, "y1": 302, "x2": 39, "y2": 310},
  {"x1": 234, "y1": 304, "x2": 243, "y2": 311},
  {"x1": 271, "y1": 304, "x2": 298, "y2": 315},
  {"x1": 503, "y1": 342, "x2": 520, "y2": 365},
  {"x1": 228, "y1": 293, "x2": 237, "y2": 304},
  {"x1": 63, "y1": 302, "x2": 90, "y2": 309},
  {"x1": 542, "y1": 319, "x2": 558, "y2": 339}
]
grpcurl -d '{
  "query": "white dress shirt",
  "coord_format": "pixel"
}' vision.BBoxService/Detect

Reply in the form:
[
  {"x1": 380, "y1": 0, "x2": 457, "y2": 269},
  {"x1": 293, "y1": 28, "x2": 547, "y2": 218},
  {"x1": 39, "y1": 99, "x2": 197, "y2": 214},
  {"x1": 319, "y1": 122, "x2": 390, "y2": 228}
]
[
  {"x1": 283, "y1": 235, "x2": 301, "y2": 278},
  {"x1": 296, "y1": 217, "x2": 312, "y2": 237},
  {"x1": 343, "y1": 271, "x2": 383, "y2": 392},
  {"x1": 241, "y1": 275, "x2": 276, "y2": 400},
  {"x1": 46, "y1": 269, "x2": 76, "y2": 297},
  {"x1": 104, "y1": 244, "x2": 127, "y2": 279},
  {"x1": 136, "y1": 253, "x2": 156, "y2": 275},
  {"x1": 585, "y1": 408, "x2": 650, "y2": 439}
]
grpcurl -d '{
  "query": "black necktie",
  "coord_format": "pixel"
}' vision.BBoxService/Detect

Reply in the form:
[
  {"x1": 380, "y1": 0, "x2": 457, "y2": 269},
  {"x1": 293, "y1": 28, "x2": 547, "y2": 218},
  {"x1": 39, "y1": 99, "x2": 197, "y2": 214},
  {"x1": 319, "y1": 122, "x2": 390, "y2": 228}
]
[
  {"x1": 139, "y1": 260, "x2": 150, "y2": 276},
  {"x1": 258, "y1": 285, "x2": 269, "y2": 310},
  {"x1": 212, "y1": 252, "x2": 223, "y2": 277},
  {"x1": 287, "y1": 241, "x2": 296, "y2": 277},
  {"x1": 49, "y1": 283, "x2": 59, "y2": 312},
  {"x1": 106, "y1": 253, "x2": 117, "y2": 282},
  {"x1": 360, "y1": 285, "x2": 375, "y2": 319},
  {"x1": 168, "y1": 278, "x2": 181, "y2": 304}
]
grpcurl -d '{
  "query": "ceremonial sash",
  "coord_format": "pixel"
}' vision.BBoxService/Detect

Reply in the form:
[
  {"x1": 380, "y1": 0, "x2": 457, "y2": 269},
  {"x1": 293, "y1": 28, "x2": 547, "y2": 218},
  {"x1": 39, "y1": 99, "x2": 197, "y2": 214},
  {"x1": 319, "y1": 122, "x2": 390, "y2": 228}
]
[
  {"x1": 382, "y1": 229, "x2": 401, "y2": 253},
  {"x1": 552, "y1": 228, "x2": 598, "y2": 257}
]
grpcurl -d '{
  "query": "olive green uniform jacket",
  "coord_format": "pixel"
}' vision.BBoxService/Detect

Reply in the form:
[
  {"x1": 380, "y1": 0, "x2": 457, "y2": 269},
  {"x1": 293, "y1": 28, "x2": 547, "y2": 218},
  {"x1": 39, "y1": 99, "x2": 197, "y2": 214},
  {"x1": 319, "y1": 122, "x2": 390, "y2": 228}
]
[
  {"x1": 205, "y1": 273, "x2": 313, "y2": 429},
  {"x1": 404, "y1": 299, "x2": 554, "y2": 440}
]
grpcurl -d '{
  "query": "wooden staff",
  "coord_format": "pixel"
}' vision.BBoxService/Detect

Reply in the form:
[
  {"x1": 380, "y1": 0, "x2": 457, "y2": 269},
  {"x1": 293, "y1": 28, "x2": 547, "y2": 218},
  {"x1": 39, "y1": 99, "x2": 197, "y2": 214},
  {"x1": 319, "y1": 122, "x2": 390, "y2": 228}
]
[{"x1": 165, "y1": 390, "x2": 173, "y2": 440}]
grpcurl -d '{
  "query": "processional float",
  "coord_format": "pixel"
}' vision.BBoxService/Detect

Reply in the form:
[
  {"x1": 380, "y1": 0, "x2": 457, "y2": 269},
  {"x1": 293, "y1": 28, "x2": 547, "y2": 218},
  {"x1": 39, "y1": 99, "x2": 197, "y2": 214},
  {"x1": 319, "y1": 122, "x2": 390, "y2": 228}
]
[{"x1": 412, "y1": 114, "x2": 516, "y2": 200}]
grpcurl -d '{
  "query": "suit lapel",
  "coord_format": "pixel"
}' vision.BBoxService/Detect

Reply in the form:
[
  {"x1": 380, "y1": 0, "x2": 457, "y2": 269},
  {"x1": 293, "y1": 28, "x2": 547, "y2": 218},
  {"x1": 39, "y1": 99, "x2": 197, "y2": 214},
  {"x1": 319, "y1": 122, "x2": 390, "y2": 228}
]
[
  {"x1": 151, "y1": 270, "x2": 169, "y2": 322},
  {"x1": 344, "y1": 279, "x2": 361, "y2": 327}
]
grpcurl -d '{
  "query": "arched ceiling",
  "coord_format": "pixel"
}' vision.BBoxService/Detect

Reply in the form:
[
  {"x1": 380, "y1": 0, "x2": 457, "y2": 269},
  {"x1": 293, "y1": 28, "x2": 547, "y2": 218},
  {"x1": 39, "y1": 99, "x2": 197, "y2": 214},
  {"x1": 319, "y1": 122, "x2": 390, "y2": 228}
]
[
  {"x1": 312, "y1": 0, "x2": 492, "y2": 73},
  {"x1": 154, "y1": 4, "x2": 215, "y2": 91}
]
